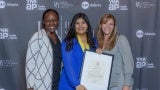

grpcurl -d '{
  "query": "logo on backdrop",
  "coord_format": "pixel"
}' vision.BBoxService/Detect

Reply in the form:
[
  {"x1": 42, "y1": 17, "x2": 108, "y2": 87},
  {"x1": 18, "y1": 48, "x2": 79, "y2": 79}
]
[
  {"x1": 136, "y1": 57, "x2": 155, "y2": 69},
  {"x1": 0, "y1": 0, "x2": 18, "y2": 8},
  {"x1": 81, "y1": 1, "x2": 89, "y2": 9},
  {"x1": 26, "y1": 0, "x2": 46, "y2": 10},
  {"x1": 136, "y1": 1, "x2": 155, "y2": 9},
  {"x1": 0, "y1": 59, "x2": 18, "y2": 67},
  {"x1": 26, "y1": 0, "x2": 37, "y2": 10},
  {"x1": 53, "y1": 1, "x2": 73, "y2": 9},
  {"x1": 0, "y1": 28, "x2": 18, "y2": 40},
  {"x1": 81, "y1": 1, "x2": 101, "y2": 9},
  {"x1": 0, "y1": 0, "x2": 6, "y2": 8},
  {"x1": 108, "y1": 0, "x2": 128, "y2": 10},
  {"x1": 136, "y1": 30, "x2": 144, "y2": 38},
  {"x1": 136, "y1": 30, "x2": 156, "y2": 38}
]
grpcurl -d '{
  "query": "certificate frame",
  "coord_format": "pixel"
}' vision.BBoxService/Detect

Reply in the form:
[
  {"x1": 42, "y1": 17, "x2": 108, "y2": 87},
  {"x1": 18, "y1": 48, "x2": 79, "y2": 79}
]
[{"x1": 80, "y1": 50, "x2": 114, "y2": 90}]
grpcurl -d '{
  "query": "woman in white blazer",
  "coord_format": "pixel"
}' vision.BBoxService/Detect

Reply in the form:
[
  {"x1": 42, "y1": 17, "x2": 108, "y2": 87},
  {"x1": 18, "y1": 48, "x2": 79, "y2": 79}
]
[{"x1": 25, "y1": 9, "x2": 62, "y2": 90}]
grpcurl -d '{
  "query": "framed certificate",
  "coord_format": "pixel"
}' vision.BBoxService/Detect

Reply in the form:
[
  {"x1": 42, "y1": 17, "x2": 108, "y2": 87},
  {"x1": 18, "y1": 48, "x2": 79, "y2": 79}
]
[{"x1": 80, "y1": 50, "x2": 114, "y2": 90}]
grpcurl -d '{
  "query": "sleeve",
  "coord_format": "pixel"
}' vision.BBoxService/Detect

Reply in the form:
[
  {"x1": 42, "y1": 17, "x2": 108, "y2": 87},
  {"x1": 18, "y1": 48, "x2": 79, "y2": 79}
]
[
  {"x1": 61, "y1": 41, "x2": 80, "y2": 87},
  {"x1": 118, "y1": 35, "x2": 134, "y2": 86},
  {"x1": 25, "y1": 33, "x2": 39, "y2": 88}
]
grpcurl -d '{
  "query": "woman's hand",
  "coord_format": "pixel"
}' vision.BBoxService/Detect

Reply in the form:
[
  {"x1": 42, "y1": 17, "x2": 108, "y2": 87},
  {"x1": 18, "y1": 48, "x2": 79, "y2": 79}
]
[
  {"x1": 96, "y1": 48, "x2": 103, "y2": 54},
  {"x1": 76, "y1": 84, "x2": 86, "y2": 90}
]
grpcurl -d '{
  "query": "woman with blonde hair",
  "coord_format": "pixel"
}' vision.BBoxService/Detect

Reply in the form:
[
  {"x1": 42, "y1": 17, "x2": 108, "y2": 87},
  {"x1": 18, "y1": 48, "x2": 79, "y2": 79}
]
[{"x1": 96, "y1": 14, "x2": 134, "y2": 90}]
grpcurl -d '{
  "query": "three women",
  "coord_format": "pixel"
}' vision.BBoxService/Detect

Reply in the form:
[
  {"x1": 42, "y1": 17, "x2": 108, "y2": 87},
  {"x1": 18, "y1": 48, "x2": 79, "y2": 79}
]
[{"x1": 26, "y1": 9, "x2": 134, "y2": 90}]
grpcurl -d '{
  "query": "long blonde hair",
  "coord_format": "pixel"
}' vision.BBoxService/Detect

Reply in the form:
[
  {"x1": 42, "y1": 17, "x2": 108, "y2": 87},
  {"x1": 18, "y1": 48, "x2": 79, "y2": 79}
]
[{"x1": 97, "y1": 14, "x2": 118, "y2": 50}]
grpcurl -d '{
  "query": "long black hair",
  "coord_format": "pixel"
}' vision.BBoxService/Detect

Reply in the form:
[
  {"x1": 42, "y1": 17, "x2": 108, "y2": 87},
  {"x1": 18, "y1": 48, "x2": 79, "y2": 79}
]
[{"x1": 65, "y1": 13, "x2": 96, "y2": 51}]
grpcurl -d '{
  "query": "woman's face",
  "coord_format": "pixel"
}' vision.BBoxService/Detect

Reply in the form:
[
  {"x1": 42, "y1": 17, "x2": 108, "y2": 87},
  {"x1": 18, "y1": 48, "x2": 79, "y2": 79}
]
[
  {"x1": 101, "y1": 18, "x2": 114, "y2": 37},
  {"x1": 43, "y1": 12, "x2": 59, "y2": 33},
  {"x1": 75, "y1": 18, "x2": 88, "y2": 35}
]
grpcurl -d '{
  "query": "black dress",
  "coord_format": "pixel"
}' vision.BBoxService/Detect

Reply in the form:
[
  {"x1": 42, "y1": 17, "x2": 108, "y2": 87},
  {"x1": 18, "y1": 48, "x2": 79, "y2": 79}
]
[{"x1": 48, "y1": 36, "x2": 62, "y2": 90}]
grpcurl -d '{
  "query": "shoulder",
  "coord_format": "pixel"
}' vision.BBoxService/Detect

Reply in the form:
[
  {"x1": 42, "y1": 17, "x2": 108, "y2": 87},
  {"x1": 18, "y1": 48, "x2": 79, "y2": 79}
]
[
  {"x1": 29, "y1": 30, "x2": 46, "y2": 42},
  {"x1": 118, "y1": 34, "x2": 127, "y2": 40},
  {"x1": 118, "y1": 34, "x2": 128, "y2": 43},
  {"x1": 117, "y1": 34, "x2": 131, "y2": 48},
  {"x1": 62, "y1": 38, "x2": 77, "y2": 43},
  {"x1": 29, "y1": 31, "x2": 39, "y2": 42},
  {"x1": 61, "y1": 38, "x2": 75, "y2": 46},
  {"x1": 32, "y1": 29, "x2": 45, "y2": 36}
]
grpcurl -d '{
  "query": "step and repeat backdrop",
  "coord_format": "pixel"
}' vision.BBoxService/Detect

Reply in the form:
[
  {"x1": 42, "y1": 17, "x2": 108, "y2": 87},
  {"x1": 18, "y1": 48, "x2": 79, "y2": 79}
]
[{"x1": 0, "y1": 0, "x2": 160, "y2": 90}]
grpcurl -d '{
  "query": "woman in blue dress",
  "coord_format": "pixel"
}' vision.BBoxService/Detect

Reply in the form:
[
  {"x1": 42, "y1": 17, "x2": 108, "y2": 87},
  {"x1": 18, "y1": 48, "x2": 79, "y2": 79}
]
[{"x1": 59, "y1": 13, "x2": 97, "y2": 90}]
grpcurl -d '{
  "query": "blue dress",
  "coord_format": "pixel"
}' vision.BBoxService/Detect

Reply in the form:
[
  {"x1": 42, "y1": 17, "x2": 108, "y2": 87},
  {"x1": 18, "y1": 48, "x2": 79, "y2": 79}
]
[{"x1": 59, "y1": 38, "x2": 97, "y2": 90}]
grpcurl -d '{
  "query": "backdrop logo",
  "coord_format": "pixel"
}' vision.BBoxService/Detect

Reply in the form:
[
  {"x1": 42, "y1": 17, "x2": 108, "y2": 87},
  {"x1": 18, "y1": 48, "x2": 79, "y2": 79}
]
[
  {"x1": 81, "y1": 1, "x2": 101, "y2": 9},
  {"x1": 136, "y1": 30, "x2": 144, "y2": 38},
  {"x1": 53, "y1": 1, "x2": 73, "y2": 9},
  {"x1": 0, "y1": 0, "x2": 6, "y2": 8},
  {"x1": 0, "y1": 28, "x2": 8, "y2": 39},
  {"x1": 108, "y1": 0, "x2": 128, "y2": 10},
  {"x1": 136, "y1": 30, "x2": 156, "y2": 38},
  {"x1": 0, "y1": 0, "x2": 18, "y2": 8},
  {"x1": 26, "y1": 0, "x2": 37, "y2": 10},
  {"x1": 136, "y1": 57, "x2": 155, "y2": 69},
  {"x1": 81, "y1": 1, "x2": 89, "y2": 9},
  {"x1": 26, "y1": 0, "x2": 46, "y2": 10},
  {"x1": 109, "y1": 0, "x2": 119, "y2": 10},
  {"x1": 0, "y1": 28, "x2": 18, "y2": 40},
  {"x1": 0, "y1": 60, "x2": 18, "y2": 67},
  {"x1": 136, "y1": 1, "x2": 155, "y2": 9}
]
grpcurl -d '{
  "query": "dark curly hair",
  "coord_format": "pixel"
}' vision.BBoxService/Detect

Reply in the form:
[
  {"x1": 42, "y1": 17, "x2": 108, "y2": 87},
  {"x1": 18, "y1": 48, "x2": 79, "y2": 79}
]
[{"x1": 65, "y1": 13, "x2": 96, "y2": 51}]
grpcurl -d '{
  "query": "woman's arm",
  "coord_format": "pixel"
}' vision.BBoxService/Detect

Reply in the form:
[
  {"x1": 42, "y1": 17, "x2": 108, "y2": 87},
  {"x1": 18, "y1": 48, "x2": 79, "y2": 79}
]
[
  {"x1": 26, "y1": 40, "x2": 36, "y2": 89},
  {"x1": 118, "y1": 35, "x2": 134, "y2": 87},
  {"x1": 25, "y1": 32, "x2": 40, "y2": 89},
  {"x1": 61, "y1": 41, "x2": 80, "y2": 87}
]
